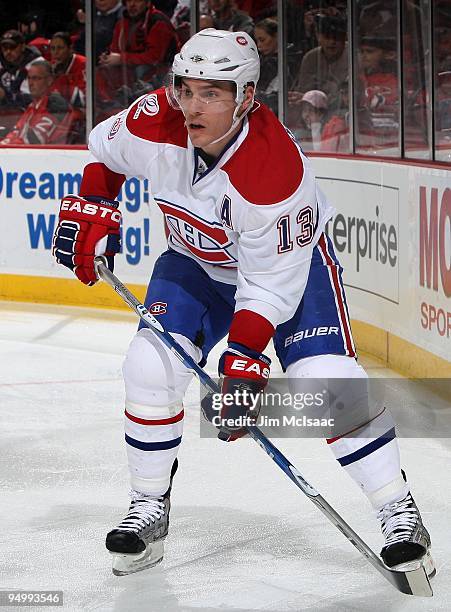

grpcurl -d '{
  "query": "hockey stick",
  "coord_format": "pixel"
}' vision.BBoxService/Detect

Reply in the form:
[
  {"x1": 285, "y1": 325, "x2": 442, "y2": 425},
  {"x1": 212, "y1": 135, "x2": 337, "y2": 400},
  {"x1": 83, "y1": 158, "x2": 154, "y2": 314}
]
[{"x1": 94, "y1": 257, "x2": 433, "y2": 597}]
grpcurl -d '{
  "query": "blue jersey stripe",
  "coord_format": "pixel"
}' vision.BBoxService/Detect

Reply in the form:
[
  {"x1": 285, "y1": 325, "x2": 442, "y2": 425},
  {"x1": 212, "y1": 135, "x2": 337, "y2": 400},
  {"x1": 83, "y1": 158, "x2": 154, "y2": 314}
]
[
  {"x1": 125, "y1": 434, "x2": 182, "y2": 451},
  {"x1": 337, "y1": 428, "x2": 396, "y2": 467}
]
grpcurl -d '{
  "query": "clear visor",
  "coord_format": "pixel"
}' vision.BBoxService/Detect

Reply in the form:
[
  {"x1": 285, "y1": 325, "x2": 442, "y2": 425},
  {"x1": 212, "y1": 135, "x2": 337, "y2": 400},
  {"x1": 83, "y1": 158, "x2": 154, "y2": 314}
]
[{"x1": 171, "y1": 76, "x2": 238, "y2": 114}]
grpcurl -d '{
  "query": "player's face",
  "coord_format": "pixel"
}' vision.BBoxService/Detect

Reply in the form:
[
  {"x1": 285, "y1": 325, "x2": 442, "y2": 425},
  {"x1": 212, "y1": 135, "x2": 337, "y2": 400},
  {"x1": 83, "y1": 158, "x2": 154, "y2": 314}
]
[
  {"x1": 179, "y1": 78, "x2": 237, "y2": 150},
  {"x1": 50, "y1": 37, "x2": 72, "y2": 64}
]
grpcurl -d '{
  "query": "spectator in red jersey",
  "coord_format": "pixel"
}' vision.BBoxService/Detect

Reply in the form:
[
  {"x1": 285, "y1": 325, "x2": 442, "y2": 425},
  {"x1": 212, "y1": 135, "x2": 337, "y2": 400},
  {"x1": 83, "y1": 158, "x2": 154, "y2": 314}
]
[
  {"x1": 97, "y1": 0, "x2": 179, "y2": 103},
  {"x1": 0, "y1": 59, "x2": 72, "y2": 145},
  {"x1": 50, "y1": 31, "x2": 86, "y2": 109},
  {"x1": 358, "y1": 34, "x2": 398, "y2": 113},
  {"x1": 354, "y1": 31, "x2": 399, "y2": 151}
]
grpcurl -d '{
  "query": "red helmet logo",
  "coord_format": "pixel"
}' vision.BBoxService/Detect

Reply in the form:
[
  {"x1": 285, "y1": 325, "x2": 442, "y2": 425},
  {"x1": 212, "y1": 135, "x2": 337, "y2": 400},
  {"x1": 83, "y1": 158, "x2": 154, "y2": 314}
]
[{"x1": 236, "y1": 36, "x2": 248, "y2": 46}]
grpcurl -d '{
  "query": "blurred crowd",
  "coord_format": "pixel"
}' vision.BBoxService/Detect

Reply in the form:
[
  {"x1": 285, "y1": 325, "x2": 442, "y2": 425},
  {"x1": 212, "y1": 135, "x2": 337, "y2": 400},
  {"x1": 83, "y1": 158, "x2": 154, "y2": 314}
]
[
  {"x1": 284, "y1": 0, "x2": 451, "y2": 154},
  {"x1": 0, "y1": 0, "x2": 450, "y2": 155},
  {"x1": 0, "y1": 0, "x2": 182, "y2": 145}
]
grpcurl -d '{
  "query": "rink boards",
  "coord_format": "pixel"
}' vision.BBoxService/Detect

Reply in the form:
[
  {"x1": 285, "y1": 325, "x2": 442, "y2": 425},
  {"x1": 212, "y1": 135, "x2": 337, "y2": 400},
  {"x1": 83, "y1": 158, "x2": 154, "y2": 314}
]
[{"x1": 0, "y1": 147, "x2": 449, "y2": 377}]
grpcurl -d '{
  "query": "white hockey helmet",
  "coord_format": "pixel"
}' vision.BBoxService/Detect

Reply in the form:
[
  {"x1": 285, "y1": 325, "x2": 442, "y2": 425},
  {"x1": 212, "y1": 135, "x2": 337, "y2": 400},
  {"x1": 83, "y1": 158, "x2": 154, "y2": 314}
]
[{"x1": 171, "y1": 28, "x2": 260, "y2": 104}]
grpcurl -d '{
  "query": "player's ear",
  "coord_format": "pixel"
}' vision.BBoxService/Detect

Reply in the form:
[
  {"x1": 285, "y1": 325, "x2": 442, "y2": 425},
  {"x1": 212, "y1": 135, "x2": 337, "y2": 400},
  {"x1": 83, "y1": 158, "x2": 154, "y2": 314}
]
[{"x1": 239, "y1": 85, "x2": 255, "y2": 115}]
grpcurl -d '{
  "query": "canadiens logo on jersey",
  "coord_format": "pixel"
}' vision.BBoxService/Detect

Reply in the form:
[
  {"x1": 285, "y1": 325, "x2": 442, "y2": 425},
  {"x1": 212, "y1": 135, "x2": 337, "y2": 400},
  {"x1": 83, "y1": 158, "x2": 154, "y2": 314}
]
[
  {"x1": 133, "y1": 94, "x2": 160, "y2": 120},
  {"x1": 156, "y1": 199, "x2": 237, "y2": 267},
  {"x1": 149, "y1": 301, "x2": 168, "y2": 315}
]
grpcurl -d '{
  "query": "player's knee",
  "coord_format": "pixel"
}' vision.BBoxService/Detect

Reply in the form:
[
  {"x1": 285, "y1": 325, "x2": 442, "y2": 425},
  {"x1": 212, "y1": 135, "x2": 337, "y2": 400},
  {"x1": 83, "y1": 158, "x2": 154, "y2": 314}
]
[
  {"x1": 286, "y1": 354, "x2": 367, "y2": 379},
  {"x1": 287, "y1": 355, "x2": 370, "y2": 432},
  {"x1": 123, "y1": 328, "x2": 201, "y2": 406}
]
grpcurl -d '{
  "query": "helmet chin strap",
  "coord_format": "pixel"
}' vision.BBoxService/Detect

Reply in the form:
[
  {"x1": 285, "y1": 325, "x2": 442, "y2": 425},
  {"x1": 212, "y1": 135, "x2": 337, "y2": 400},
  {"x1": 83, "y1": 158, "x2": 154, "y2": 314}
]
[
  {"x1": 206, "y1": 100, "x2": 253, "y2": 146},
  {"x1": 183, "y1": 97, "x2": 254, "y2": 148}
]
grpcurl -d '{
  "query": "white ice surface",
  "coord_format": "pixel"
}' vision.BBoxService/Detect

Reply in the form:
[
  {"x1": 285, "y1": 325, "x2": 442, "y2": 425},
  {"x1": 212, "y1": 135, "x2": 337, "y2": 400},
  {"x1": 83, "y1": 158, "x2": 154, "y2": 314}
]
[{"x1": 1, "y1": 302, "x2": 450, "y2": 612}]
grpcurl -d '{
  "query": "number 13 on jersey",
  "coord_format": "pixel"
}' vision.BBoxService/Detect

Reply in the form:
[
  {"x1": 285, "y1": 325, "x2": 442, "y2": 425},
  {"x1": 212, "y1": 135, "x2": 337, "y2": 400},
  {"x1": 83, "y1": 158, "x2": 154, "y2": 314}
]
[{"x1": 277, "y1": 206, "x2": 315, "y2": 253}]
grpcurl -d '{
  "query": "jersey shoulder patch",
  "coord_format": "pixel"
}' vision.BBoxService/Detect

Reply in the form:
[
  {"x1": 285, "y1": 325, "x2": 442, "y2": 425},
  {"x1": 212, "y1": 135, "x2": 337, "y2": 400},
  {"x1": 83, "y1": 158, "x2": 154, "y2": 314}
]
[
  {"x1": 125, "y1": 88, "x2": 187, "y2": 148},
  {"x1": 221, "y1": 104, "x2": 304, "y2": 205}
]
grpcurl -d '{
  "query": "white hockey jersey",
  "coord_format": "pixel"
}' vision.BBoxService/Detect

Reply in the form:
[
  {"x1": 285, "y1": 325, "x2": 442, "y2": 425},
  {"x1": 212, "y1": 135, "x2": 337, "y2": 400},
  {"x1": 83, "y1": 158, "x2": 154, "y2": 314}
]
[{"x1": 85, "y1": 89, "x2": 334, "y2": 334}]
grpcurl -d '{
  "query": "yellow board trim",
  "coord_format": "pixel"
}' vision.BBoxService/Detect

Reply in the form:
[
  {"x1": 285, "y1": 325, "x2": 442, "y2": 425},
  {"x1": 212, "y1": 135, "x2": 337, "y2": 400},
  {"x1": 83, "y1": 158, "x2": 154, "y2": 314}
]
[
  {"x1": 1, "y1": 273, "x2": 450, "y2": 379},
  {"x1": 0, "y1": 273, "x2": 146, "y2": 311},
  {"x1": 351, "y1": 319, "x2": 451, "y2": 379}
]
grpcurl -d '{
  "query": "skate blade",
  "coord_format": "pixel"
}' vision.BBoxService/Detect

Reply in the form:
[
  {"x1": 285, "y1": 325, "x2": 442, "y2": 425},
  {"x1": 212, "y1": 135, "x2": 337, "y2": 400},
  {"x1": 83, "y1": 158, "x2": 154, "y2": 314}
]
[
  {"x1": 111, "y1": 539, "x2": 165, "y2": 576},
  {"x1": 423, "y1": 551, "x2": 436, "y2": 579},
  {"x1": 391, "y1": 550, "x2": 436, "y2": 578}
]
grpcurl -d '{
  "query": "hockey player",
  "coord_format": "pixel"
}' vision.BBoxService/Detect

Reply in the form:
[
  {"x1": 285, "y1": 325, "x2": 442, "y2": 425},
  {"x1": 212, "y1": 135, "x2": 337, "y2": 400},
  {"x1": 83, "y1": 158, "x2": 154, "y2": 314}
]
[{"x1": 52, "y1": 29, "x2": 434, "y2": 578}]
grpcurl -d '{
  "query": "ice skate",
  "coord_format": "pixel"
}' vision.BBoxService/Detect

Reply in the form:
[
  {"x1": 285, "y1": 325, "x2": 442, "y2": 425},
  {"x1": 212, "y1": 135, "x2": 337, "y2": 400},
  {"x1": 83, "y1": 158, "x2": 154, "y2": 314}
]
[
  {"x1": 378, "y1": 490, "x2": 435, "y2": 578},
  {"x1": 106, "y1": 488, "x2": 171, "y2": 575},
  {"x1": 106, "y1": 460, "x2": 177, "y2": 576}
]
